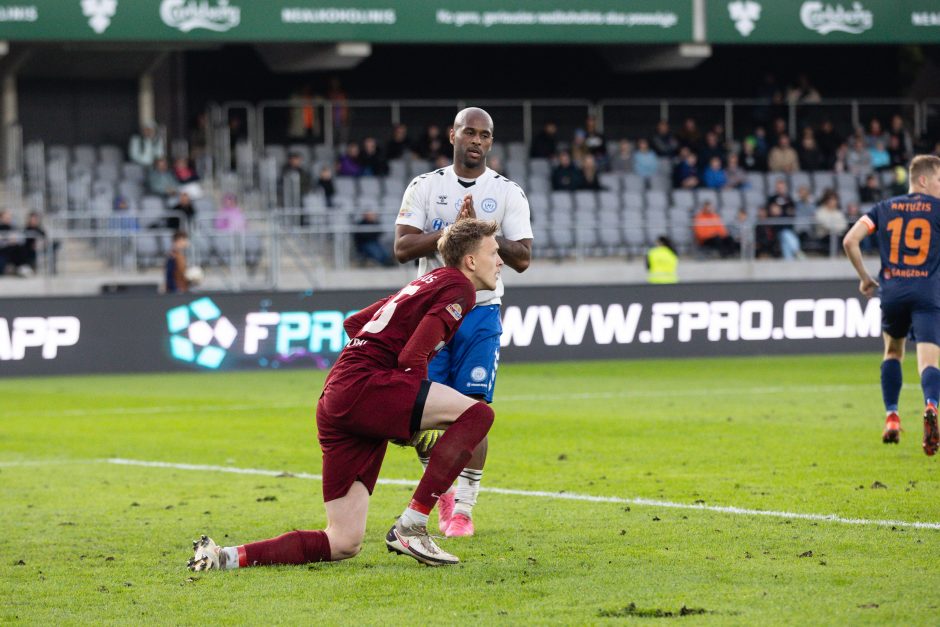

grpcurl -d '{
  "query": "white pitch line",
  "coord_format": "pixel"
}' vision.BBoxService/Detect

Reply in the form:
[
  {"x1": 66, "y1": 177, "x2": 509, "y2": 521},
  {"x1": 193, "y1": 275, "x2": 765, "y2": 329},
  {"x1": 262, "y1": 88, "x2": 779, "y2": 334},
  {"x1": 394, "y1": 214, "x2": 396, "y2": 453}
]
[
  {"x1": 103, "y1": 457, "x2": 940, "y2": 531},
  {"x1": 0, "y1": 383, "x2": 880, "y2": 420}
]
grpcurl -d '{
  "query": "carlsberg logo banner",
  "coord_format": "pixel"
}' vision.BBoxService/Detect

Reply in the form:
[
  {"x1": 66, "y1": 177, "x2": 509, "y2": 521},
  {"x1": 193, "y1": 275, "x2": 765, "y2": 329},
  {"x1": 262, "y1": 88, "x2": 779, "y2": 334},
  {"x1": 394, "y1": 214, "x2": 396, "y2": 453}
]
[
  {"x1": 800, "y1": 1, "x2": 872, "y2": 35},
  {"x1": 160, "y1": 0, "x2": 240, "y2": 32}
]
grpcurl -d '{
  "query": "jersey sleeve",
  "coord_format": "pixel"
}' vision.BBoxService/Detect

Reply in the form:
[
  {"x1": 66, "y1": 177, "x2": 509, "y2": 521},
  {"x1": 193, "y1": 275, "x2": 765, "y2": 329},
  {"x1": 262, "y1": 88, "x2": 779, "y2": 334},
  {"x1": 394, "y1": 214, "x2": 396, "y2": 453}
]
[
  {"x1": 425, "y1": 279, "x2": 476, "y2": 333},
  {"x1": 861, "y1": 202, "x2": 880, "y2": 234},
  {"x1": 500, "y1": 184, "x2": 534, "y2": 241},
  {"x1": 395, "y1": 175, "x2": 429, "y2": 230}
]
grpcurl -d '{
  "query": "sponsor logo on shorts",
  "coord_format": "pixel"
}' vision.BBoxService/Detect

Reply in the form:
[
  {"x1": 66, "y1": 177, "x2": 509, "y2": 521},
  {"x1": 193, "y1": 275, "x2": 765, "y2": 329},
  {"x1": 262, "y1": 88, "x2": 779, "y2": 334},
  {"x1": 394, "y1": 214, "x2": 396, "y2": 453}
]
[
  {"x1": 446, "y1": 303, "x2": 463, "y2": 320},
  {"x1": 470, "y1": 366, "x2": 487, "y2": 382},
  {"x1": 481, "y1": 198, "x2": 497, "y2": 213}
]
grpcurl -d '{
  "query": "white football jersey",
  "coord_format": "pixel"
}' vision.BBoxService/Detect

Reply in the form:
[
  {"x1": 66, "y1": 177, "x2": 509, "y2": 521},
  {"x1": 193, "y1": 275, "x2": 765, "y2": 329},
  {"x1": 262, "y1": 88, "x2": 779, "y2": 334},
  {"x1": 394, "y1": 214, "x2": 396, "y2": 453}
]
[{"x1": 396, "y1": 165, "x2": 533, "y2": 307}]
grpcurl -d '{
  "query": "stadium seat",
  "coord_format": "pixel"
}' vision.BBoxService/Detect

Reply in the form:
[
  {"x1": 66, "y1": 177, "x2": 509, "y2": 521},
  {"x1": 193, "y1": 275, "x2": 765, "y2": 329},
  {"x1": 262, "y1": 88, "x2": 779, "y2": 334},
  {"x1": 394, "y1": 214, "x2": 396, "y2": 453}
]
[
  {"x1": 743, "y1": 189, "x2": 766, "y2": 212},
  {"x1": 313, "y1": 144, "x2": 335, "y2": 163},
  {"x1": 121, "y1": 163, "x2": 144, "y2": 183},
  {"x1": 98, "y1": 145, "x2": 123, "y2": 165},
  {"x1": 745, "y1": 172, "x2": 766, "y2": 195},
  {"x1": 622, "y1": 191, "x2": 644, "y2": 211},
  {"x1": 382, "y1": 178, "x2": 406, "y2": 199},
  {"x1": 719, "y1": 189, "x2": 743, "y2": 212},
  {"x1": 645, "y1": 190, "x2": 668, "y2": 211},
  {"x1": 506, "y1": 159, "x2": 527, "y2": 180},
  {"x1": 835, "y1": 172, "x2": 857, "y2": 190},
  {"x1": 695, "y1": 189, "x2": 719, "y2": 208},
  {"x1": 598, "y1": 172, "x2": 619, "y2": 193},
  {"x1": 334, "y1": 176, "x2": 357, "y2": 198},
  {"x1": 95, "y1": 163, "x2": 120, "y2": 183},
  {"x1": 388, "y1": 159, "x2": 408, "y2": 181},
  {"x1": 574, "y1": 190, "x2": 597, "y2": 211},
  {"x1": 528, "y1": 158, "x2": 551, "y2": 179},
  {"x1": 812, "y1": 171, "x2": 835, "y2": 194},
  {"x1": 621, "y1": 173, "x2": 645, "y2": 192},
  {"x1": 789, "y1": 171, "x2": 812, "y2": 194},
  {"x1": 358, "y1": 177, "x2": 382, "y2": 199},
  {"x1": 671, "y1": 189, "x2": 695, "y2": 210},
  {"x1": 506, "y1": 142, "x2": 528, "y2": 161},
  {"x1": 527, "y1": 192, "x2": 549, "y2": 216},
  {"x1": 622, "y1": 208, "x2": 646, "y2": 252},
  {"x1": 550, "y1": 191, "x2": 574, "y2": 212},
  {"x1": 597, "y1": 207, "x2": 622, "y2": 249},
  {"x1": 528, "y1": 177, "x2": 551, "y2": 194},
  {"x1": 409, "y1": 159, "x2": 432, "y2": 177}
]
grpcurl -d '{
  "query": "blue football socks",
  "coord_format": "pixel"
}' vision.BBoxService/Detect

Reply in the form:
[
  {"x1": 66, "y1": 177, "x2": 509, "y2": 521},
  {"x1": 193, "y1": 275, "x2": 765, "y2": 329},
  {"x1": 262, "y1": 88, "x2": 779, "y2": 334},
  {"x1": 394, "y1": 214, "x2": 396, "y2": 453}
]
[
  {"x1": 881, "y1": 358, "x2": 902, "y2": 413},
  {"x1": 921, "y1": 365, "x2": 940, "y2": 408}
]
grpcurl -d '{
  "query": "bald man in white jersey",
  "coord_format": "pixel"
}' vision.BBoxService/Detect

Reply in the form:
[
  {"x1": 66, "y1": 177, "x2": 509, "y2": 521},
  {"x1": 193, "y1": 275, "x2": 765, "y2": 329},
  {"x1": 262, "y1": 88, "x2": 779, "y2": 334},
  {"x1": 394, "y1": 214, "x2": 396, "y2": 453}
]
[{"x1": 394, "y1": 107, "x2": 534, "y2": 536}]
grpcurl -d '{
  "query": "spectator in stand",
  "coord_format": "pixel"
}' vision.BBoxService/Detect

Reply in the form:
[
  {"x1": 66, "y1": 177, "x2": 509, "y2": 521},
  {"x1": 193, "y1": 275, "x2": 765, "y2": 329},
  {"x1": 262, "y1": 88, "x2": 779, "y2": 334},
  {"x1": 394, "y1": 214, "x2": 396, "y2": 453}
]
[
  {"x1": 754, "y1": 72, "x2": 783, "y2": 126},
  {"x1": 417, "y1": 124, "x2": 447, "y2": 162},
  {"x1": 214, "y1": 194, "x2": 247, "y2": 233},
  {"x1": 359, "y1": 137, "x2": 389, "y2": 176},
  {"x1": 18, "y1": 211, "x2": 57, "y2": 275},
  {"x1": 813, "y1": 189, "x2": 847, "y2": 251},
  {"x1": 282, "y1": 151, "x2": 313, "y2": 199},
  {"x1": 859, "y1": 173, "x2": 885, "y2": 203},
  {"x1": 793, "y1": 185, "x2": 816, "y2": 239},
  {"x1": 731, "y1": 208, "x2": 754, "y2": 257},
  {"x1": 570, "y1": 129, "x2": 589, "y2": 164},
  {"x1": 608, "y1": 139, "x2": 633, "y2": 173},
  {"x1": 128, "y1": 122, "x2": 165, "y2": 167},
  {"x1": 798, "y1": 132, "x2": 826, "y2": 171},
  {"x1": 766, "y1": 178, "x2": 802, "y2": 259},
  {"x1": 287, "y1": 84, "x2": 321, "y2": 142},
  {"x1": 769, "y1": 117, "x2": 789, "y2": 148},
  {"x1": 725, "y1": 153, "x2": 749, "y2": 188},
  {"x1": 693, "y1": 201, "x2": 738, "y2": 257},
  {"x1": 890, "y1": 164, "x2": 909, "y2": 196},
  {"x1": 386, "y1": 123, "x2": 413, "y2": 161},
  {"x1": 171, "y1": 191, "x2": 196, "y2": 229},
  {"x1": 579, "y1": 154, "x2": 603, "y2": 191},
  {"x1": 888, "y1": 114, "x2": 913, "y2": 162},
  {"x1": 832, "y1": 142, "x2": 850, "y2": 173},
  {"x1": 676, "y1": 117, "x2": 702, "y2": 153},
  {"x1": 786, "y1": 73, "x2": 822, "y2": 104},
  {"x1": 0, "y1": 209, "x2": 22, "y2": 276},
  {"x1": 551, "y1": 150, "x2": 583, "y2": 191},
  {"x1": 869, "y1": 140, "x2": 890, "y2": 171},
  {"x1": 846, "y1": 136, "x2": 873, "y2": 177},
  {"x1": 751, "y1": 126, "x2": 770, "y2": 160},
  {"x1": 164, "y1": 230, "x2": 189, "y2": 294},
  {"x1": 632, "y1": 138, "x2": 658, "y2": 179},
  {"x1": 336, "y1": 142, "x2": 364, "y2": 177},
  {"x1": 754, "y1": 205, "x2": 779, "y2": 258},
  {"x1": 173, "y1": 157, "x2": 199, "y2": 184},
  {"x1": 815, "y1": 119, "x2": 842, "y2": 167},
  {"x1": 190, "y1": 111, "x2": 210, "y2": 162},
  {"x1": 672, "y1": 148, "x2": 700, "y2": 189},
  {"x1": 864, "y1": 118, "x2": 889, "y2": 149},
  {"x1": 739, "y1": 137, "x2": 766, "y2": 172},
  {"x1": 583, "y1": 116, "x2": 608, "y2": 169},
  {"x1": 768, "y1": 135, "x2": 800, "y2": 173},
  {"x1": 651, "y1": 119, "x2": 678, "y2": 158},
  {"x1": 530, "y1": 122, "x2": 559, "y2": 159},
  {"x1": 887, "y1": 135, "x2": 907, "y2": 169},
  {"x1": 844, "y1": 201, "x2": 873, "y2": 252},
  {"x1": 699, "y1": 131, "x2": 725, "y2": 167},
  {"x1": 353, "y1": 211, "x2": 393, "y2": 267},
  {"x1": 317, "y1": 165, "x2": 335, "y2": 207},
  {"x1": 702, "y1": 156, "x2": 727, "y2": 189},
  {"x1": 147, "y1": 157, "x2": 177, "y2": 198},
  {"x1": 326, "y1": 77, "x2": 349, "y2": 143}
]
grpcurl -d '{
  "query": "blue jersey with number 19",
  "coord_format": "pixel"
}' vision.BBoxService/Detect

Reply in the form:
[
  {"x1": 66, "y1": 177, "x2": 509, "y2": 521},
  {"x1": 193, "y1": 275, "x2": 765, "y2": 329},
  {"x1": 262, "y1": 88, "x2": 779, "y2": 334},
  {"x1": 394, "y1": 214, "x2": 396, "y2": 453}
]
[{"x1": 862, "y1": 193, "x2": 940, "y2": 303}]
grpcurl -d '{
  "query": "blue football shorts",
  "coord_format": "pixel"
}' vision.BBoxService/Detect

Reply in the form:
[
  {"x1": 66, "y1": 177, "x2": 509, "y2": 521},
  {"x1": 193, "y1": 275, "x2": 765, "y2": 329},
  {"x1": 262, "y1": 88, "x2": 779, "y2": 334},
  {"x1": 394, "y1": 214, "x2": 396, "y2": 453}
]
[
  {"x1": 881, "y1": 296, "x2": 940, "y2": 345},
  {"x1": 429, "y1": 304, "x2": 501, "y2": 403}
]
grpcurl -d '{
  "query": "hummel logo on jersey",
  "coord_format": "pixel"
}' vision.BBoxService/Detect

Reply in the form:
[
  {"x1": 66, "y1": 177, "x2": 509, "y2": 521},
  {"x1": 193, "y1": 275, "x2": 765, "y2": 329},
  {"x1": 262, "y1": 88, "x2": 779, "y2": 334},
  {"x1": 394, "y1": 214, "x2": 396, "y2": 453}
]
[{"x1": 437, "y1": 195, "x2": 448, "y2": 206}]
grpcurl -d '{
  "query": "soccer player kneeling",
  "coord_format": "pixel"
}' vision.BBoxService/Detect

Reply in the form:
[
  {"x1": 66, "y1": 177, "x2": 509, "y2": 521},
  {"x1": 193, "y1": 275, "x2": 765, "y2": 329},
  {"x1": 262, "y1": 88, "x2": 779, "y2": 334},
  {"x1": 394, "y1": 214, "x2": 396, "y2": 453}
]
[{"x1": 188, "y1": 218, "x2": 502, "y2": 570}]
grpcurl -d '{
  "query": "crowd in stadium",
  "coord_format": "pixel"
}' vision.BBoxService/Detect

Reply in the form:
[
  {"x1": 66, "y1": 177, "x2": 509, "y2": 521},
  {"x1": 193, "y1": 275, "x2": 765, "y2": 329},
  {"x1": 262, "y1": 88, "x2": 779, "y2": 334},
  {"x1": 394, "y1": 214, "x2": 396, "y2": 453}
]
[{"x1": 0, "y1": 99, "x2": 928, "y2": 278}]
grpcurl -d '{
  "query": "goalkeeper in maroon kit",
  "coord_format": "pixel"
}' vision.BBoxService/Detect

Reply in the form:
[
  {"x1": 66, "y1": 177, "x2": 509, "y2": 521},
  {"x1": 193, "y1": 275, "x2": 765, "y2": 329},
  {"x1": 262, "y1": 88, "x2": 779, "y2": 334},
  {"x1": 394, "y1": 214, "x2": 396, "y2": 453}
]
[{"x1": 188, "y1": 216, "x2": 502, "y2": 569}]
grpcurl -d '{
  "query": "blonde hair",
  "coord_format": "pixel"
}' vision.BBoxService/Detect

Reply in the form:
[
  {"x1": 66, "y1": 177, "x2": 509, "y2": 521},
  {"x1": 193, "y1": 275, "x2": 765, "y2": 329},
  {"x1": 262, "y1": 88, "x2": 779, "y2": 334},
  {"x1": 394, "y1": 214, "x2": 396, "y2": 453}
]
[
  {"x1": 909, "y1": 155, "x2": 940, "y2": 185},
  {"x1": 438, "y1": 219, "x2": 498, "y2": 268}
]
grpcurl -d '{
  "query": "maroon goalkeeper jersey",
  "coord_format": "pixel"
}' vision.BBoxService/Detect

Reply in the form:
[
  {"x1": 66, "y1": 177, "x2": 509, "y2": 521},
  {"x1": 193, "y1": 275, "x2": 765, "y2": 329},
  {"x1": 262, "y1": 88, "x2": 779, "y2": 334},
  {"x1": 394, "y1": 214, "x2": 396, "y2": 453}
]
[{"x1": 330, "y1": 266, "x2": 476, "y2": 378}]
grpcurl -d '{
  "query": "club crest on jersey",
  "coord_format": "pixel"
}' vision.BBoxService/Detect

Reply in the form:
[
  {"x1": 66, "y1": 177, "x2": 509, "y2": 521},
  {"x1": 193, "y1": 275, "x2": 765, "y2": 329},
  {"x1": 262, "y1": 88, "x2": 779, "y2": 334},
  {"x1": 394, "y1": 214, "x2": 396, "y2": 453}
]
[
  {"x1": 436, "y1": 195, "x2": 448, "y2": 206},
  {"x1": 470, "y1": 366, "x2": 488, "y2": 382},
  {"x1": 446, "y1": 303, "x2": 463, "y2": 320},
  {"x1": 481, "y1": 198, "x2": 497, "y2": 213}
]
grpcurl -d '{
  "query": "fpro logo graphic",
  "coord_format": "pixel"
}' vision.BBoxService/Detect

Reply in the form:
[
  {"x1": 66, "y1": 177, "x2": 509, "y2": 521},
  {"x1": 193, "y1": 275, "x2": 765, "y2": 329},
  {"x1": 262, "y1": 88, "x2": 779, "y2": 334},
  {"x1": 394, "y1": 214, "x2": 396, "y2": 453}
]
[
  {"x1": 800, "y1": 1, "x2": 872, "y2": 35},
  {"x1": 81, "y1": 0, "x2": 117, "y2": 34},
  {"x1": 160, "y1": 0, "x2": 240, "y2": 33},
  {"x1": 167, "y1": 297, "x2": 237, "y2": 369},
  {"x1": 728, "y1": 0, "x2": 761, "y2": 36}
]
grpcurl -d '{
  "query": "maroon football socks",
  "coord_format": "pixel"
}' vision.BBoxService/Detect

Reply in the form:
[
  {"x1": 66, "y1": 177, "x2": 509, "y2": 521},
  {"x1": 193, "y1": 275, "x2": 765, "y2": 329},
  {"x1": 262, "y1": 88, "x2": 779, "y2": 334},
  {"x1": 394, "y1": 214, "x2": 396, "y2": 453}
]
[{"x1": 240, "y1": 530, "x2": 331, "y2": 566}]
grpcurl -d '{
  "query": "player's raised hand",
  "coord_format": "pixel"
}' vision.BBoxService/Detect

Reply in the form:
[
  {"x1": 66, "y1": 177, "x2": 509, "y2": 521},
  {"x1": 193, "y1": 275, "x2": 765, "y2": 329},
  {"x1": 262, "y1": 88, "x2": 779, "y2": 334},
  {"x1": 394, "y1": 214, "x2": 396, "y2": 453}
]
[
  {"x1": 458, "y1": 194, "x2": 476, "y2": 220},
  {"x1": 859, "y1": 276, "x2": 879, "y2": 298}
]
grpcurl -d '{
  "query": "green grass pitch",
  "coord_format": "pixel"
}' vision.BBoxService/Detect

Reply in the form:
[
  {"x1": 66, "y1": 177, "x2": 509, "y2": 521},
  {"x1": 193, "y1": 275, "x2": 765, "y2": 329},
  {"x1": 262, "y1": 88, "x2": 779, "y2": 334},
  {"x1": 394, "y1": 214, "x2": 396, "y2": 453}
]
[{"x1": 2, "y1": 353, "x2": 939, "y2": 624}]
